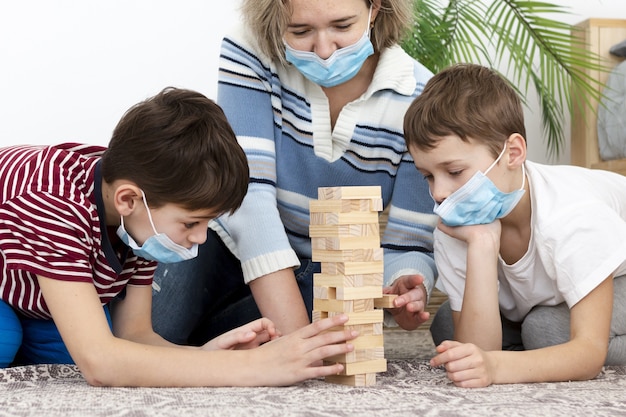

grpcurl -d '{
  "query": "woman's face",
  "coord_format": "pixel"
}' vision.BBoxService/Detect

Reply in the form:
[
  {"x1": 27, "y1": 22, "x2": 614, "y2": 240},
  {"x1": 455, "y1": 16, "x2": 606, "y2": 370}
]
[{"x1": 283, "y1": 0, "x2": 376, "y2": 59}]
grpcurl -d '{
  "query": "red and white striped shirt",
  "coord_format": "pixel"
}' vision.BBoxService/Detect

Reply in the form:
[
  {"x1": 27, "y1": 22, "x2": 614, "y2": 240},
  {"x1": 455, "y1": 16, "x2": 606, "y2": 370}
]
[{"x1": 0, "y1": 143, "x2": 155, "y2": 319}]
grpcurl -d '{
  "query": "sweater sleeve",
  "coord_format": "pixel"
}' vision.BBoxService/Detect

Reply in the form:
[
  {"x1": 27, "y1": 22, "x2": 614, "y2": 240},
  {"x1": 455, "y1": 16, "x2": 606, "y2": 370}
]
[
  {"x1": 216, "y1": 28, "x2": 299, "y2": 283},
  {"x1": 381, "y1": 63, "x2": 439, "y2": 299}
]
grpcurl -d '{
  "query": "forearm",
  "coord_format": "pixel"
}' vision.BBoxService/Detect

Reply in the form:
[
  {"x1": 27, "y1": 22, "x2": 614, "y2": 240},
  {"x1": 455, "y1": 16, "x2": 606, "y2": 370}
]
[
  {"x1": 249, "y1": 268, "x2": 310, "y2": 334},
  {"x1": 456, "y1": 234, "x2": 501, "y2": 349},
  {"x1": 115, "y1": 326, "x2": 195, "y2": 349},
  {"x1": 488, "y1": 339, "x2": 605, "y2": 384},
  {"x1": 76, "y1": 336, "x2": 262, "y2": 387}
]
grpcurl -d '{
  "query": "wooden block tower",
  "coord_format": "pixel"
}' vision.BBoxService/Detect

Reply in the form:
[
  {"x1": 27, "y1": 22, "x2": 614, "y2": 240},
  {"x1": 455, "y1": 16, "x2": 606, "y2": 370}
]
[{"x1": 310, "y1": 185, "x2": 395, "y2": 386}]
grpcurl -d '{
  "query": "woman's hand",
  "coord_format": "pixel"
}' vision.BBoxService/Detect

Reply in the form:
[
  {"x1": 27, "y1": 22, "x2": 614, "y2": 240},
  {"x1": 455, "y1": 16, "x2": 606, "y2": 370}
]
[{"x1": 384, "y1": 274, "x2": 429, "y2": 330}]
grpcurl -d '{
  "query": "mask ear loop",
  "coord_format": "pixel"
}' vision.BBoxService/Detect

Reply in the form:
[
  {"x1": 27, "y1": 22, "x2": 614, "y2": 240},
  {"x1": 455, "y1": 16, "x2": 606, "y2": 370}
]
[
  {"x1": 139, "y1": 190, "x2": 160, "y2": 235},
  {"x1": 484, "y1": 143, "x2": 527, "y2": 192},
  {"x1": 484, "y1": 143, "x2": 508, "y2": 175}
]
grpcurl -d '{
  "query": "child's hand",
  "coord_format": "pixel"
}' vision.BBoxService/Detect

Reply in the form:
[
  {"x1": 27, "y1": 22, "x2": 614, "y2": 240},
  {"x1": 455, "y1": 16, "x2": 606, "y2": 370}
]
[
  {"x1": 249, "y1": 314, "x2": 359, "y2": 386},
  {"x1": 201, "y1": 318, "x2": 281, "y2": 351},
  {"x1": 383, "y1": 274, "x2": 429, "y2": 330},
  {"x1": 437, "y1": 220, "x2": 502, "y2": 247},
  {"x1": 430, "y1": 340, "x2": 495, "y2": 388}
]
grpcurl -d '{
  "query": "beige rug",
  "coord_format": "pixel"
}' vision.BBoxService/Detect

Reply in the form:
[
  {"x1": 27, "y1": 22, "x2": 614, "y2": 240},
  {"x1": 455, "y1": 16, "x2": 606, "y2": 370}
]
[{"x1": 2, "y1": 330, "x2": 625, "y2": 417}]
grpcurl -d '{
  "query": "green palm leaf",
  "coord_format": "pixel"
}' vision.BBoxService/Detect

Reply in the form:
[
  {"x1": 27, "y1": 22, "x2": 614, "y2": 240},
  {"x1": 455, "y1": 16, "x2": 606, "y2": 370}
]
[{"x1": 401, "y1": 0, "x2": 608, "y2": 157}]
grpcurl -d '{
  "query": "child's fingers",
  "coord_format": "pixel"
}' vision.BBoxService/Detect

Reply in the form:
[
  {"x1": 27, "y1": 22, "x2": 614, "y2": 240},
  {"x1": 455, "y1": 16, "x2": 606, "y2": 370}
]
[
  {"x1": 302, "y1": 362, "x2": 346, "y2": 380},
  {"x1": 430, "y1": 340, "x2": 461, "y2": 366},
  {"x1": 441, "y1": 351, "x2": 492, "y2": 388},
  {"x1": 297, "y1": 314, "x2": 349, "y2": 339},
  {"x1": 247, "y1": 318, "x2": 277, "y2": 337},
  {"x1": 446, "y1": 368, "x2": 487, "y2": 388}
]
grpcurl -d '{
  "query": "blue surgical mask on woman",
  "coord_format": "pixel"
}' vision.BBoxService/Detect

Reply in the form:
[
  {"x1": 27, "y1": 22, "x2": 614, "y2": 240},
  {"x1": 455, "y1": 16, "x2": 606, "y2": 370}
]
[
  {"x1": 433, "y1": 144, "x2": 526, "y2": 227},
  {"x1": 284, "y1": 7, "x2": 374, "y2": 88},
  {"x1": 116, "y1": 190, "x2": 199, "y2": 263}
]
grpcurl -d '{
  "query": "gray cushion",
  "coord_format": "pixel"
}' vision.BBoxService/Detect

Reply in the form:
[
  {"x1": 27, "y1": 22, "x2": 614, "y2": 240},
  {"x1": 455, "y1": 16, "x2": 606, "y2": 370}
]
[
  {"x1": 598, "y1": 60, "x2": 626, "y2": 160},
  {"x1": 610, "y1": 39, "x2": 626, "y2": 57}
]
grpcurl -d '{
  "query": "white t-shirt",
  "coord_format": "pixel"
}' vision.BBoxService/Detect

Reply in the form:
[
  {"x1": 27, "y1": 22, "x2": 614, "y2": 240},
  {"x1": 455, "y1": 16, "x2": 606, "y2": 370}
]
[{"x1": 435, "y1": 160, "x2": 626, "y2": 322}]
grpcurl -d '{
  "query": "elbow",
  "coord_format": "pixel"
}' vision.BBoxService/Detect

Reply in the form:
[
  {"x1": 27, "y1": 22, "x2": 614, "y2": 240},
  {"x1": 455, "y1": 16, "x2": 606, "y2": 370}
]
[
  {"x1": 73, "y1": 352, "x2": 120, "y2": 387},
  {"x1": 575, "y1": 343, "x2": 607, "y2": 381},
  {"x1": 585, "y1": 353, "x2": 606, "y2": 381},
  {"x1": 577, "y1": 361, "x2": 604, "y2": 382}
]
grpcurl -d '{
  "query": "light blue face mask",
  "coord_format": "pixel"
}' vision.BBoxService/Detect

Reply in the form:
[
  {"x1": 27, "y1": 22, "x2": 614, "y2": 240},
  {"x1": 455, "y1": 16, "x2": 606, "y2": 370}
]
[
  {"x1": 284, "y1": 7, "x2": 374, "y2": 88},
  {"x1": 433, "y1": 145, "x2": 526, "y2": 227},
  {"x1": 116, "y1": 191, "x2": 199, "y2": 263}
]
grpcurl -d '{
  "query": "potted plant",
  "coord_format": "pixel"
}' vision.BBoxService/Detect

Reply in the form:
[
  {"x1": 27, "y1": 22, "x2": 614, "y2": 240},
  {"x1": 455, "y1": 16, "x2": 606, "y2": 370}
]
[{"x1": 401, "y1": 0, "x2": 607, "y2": 158}]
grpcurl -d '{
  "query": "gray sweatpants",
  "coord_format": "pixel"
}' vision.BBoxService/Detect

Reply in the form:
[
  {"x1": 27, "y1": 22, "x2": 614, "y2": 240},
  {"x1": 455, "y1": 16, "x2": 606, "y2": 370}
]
[{"x1": 430, "y1": 275, "x2": 626, "y2": 365}]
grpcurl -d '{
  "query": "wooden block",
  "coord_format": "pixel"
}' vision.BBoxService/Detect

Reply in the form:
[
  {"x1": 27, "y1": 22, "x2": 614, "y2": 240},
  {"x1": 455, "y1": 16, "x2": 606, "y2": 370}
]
[
  {"x1": 314, "y1": 298, "x2": 351, "y2": 313},
  {"x1": 324, "y1": 373, "x2": 376, "y2": 387},
  {"x1": 326, "y1": 358, "x2": 387, "y2": 376},
  {"x1": 318, "y1": 186, "x2": 382, "y2": 200},
  {"x1": 350, "y1": 334, "x2": 385, "y2": 350},
  {"x1": 314, "y1": 273, "x2": 383, "y2": 287},
  {"x1": 328, "y1": 309, "x2": 383, "y2": 325},
  {"x1": 374, "y1": 294, "x2": 398, "y2": 309},
  {"x1": 313, "y1": 285, "x2": 338, "y2": 300},
  {"x1": 321, "y1": 261, "x2": 384, "y2": 275},
  {"x1": 309, "y1": 223, "x2": 380, "y2": 238},
  {"x1": 309, "y1": 199, "x2": 379, "y2": 213},
  {"x1": 329, "y1": 323, "x2": 383, "y2": 336},
  {"x1": 312, "y1": 310, "x2": 327, "y2": 322},
  {"x1": 312, "y1": 248, "x2": 383, "y2": 263},
  {"x1": 313, "y1": 298, "x2": 374, "y2": 313},
  {"x1": 319, "y1": 186, "x2": 383, "y2": 201},
  {"x1": 311, "y1": 235, "x2": 380, "y2": 250},
  {"x1": 369, "y1": 197, "x2": 383, "y2": 212},
  {"x1": 326, "y1": 347, "x2": 385, "y2": 363},
  {"x1": 351, "y1": 299, "x2": 375, "y2": 312},
  {"x1": 310, "y1": 211, "x2": 379, "y2": 225},
  {"x1": 336, "y1": 285, "x2": 383, "y2": 300}
]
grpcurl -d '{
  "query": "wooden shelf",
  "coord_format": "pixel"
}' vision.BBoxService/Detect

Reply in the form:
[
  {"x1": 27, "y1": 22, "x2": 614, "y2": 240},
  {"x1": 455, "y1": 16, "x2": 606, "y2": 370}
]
[{"x1": 571, "y1": 18, "x2": 626, "y2": 172}]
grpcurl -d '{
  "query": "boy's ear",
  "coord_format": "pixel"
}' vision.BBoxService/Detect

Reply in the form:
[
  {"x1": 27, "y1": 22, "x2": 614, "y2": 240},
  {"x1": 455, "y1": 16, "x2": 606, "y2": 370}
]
[
  {"x1": 506, "y1": 133, "x2": 527, "y2": 168},
  {"x1": 113, "y1": 183, "x2": 143, "y2": 217}
]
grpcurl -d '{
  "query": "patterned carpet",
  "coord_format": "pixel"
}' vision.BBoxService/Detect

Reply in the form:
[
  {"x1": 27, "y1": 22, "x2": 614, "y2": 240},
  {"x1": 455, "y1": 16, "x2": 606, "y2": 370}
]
[{"x1": 2, "y1": 330, "x2": 626, "y2": 417}]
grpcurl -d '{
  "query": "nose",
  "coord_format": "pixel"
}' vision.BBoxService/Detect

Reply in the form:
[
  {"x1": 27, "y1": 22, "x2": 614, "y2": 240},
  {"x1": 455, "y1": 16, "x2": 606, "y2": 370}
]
[
  {"x1": 189, "y1": 225, "x2": 209, "y2": 246},
  {"x1": 312, "y1": 32, "x2": 337, "y2": 60},
  {"x1": 430, "y1": 181, "x2": 450, "y2": 205}
]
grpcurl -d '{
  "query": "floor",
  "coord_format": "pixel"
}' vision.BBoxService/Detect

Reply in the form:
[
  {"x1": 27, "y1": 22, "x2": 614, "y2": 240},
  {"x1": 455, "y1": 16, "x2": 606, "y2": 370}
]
[
  {"x1": 383, "y1": 328, "x2": 436, "y2": 360},
  {"x1": 382, "y1": 288, "x2": 445, "y2": 360}
]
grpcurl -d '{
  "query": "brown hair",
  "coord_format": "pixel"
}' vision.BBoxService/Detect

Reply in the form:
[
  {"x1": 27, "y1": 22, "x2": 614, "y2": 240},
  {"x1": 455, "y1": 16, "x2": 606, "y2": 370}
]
[
  {"x1": 101, "y1": 87, "x2": 249, "y2": 214},
  {"x1": 241, "y1": 0, "x2": 413, "y2": 63},
  {"x1": 404, "y1": 63, "x2": 526, "y2": 157}
]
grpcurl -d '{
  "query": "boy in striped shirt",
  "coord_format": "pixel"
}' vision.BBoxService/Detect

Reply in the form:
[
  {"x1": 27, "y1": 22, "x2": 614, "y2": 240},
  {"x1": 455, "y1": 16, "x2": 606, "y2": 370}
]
[{"x1": 0, "y1": 87, "x2": 357, "y2": 387}]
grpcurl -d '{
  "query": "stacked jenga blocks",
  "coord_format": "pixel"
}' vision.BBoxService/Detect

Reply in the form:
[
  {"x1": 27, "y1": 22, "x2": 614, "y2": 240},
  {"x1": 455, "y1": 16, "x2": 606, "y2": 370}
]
[{"x1": 310, "y1": 185, "x2": 397, "y2": 386}]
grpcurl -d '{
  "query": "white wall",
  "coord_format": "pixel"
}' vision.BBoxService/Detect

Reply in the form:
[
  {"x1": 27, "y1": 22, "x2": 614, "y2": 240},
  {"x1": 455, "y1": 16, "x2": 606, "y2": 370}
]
[
  {"x1": 0, "y1": 0, "x2": 241, "y2": 147},
  {"x1": 0, "y1": 0, "x2": 623, "y2": 163}
]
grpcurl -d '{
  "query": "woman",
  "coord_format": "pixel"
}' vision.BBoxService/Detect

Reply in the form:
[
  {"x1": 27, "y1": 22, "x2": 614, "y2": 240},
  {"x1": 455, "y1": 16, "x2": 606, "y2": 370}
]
[{"x1": 151, "y1": 0, "x2": 438, "y2": 344}]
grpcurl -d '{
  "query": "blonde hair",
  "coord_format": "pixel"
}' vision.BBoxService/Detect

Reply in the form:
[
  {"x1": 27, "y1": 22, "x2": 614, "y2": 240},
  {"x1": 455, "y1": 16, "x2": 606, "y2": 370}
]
[{"x1": 240, "y1": 0, "x2": 414, "y2": 63}]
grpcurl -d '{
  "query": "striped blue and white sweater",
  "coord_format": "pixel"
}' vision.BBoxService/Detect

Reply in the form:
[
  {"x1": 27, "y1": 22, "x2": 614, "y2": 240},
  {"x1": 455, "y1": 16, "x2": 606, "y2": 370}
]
[{"x1": 213, "y1": 23, "x2": 438, "y2": 295}]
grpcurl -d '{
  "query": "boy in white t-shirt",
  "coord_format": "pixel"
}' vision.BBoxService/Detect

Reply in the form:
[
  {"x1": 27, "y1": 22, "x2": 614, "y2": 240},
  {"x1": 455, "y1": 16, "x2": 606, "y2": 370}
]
[{"x1": 403, "y1": 63, "x2": 626, "y2": 387}]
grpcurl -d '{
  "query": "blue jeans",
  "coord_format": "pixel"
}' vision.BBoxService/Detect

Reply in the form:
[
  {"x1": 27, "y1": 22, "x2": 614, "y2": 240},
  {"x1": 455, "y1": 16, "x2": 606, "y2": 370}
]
[
  {"x1": 430, "y1": 274, "x2": 626, "y2": 364},
  {"x1": 151, "y1": 228, "x2": 316, "y2": 345},
  {"x1": 0, "y1": 300, "x2": 112, "y2": 367}
]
